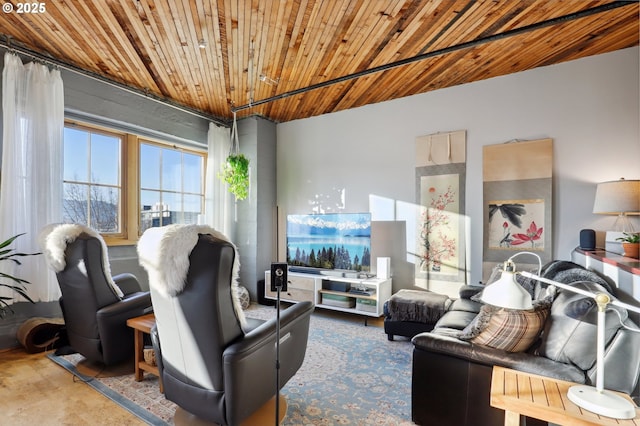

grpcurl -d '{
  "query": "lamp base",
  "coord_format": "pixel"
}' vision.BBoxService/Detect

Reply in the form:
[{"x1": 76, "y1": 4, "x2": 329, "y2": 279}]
[
  {"x1": 604, "y1": 231, "x2": 625, "y2": 255},
  {"x1": 568, "y1": 385, "x2": 636, "y2": 419}
]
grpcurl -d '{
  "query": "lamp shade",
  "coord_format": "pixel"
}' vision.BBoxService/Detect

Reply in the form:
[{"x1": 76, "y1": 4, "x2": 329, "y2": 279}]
[
  {"x1": 481, "y1": 270, "x2": 533, "y2": 310},
  {"x1": 593, "y1": 179, "x2": 640, "y2": 215}
]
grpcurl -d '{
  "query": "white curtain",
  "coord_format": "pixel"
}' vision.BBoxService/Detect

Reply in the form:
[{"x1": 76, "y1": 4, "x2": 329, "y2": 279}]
[
  {"x1": 204, "y1": 122, "x2": 233, "y2": 237},
  {"x1": 0, "y1": 52, "x2": 64, "y2": 303}
]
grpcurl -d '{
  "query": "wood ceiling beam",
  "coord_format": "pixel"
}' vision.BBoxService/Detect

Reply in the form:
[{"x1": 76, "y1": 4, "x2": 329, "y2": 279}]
[{"x1": 231, "y1": 0, "x2": 633, "y2": 114}]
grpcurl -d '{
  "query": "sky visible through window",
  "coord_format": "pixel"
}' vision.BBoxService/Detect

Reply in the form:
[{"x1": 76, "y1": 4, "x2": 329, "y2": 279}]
[
  {"x1": 139, "y1": 142, "x2": 203, "y2": 231},
  {"x1": 64, "y1": 127, "x2": 119, "y2": 185},
  {"x1": 63, "y1": 127, "x2": 121, "y2": 232}
]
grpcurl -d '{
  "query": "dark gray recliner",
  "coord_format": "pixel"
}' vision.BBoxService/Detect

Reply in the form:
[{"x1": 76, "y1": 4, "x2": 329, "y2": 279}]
[
  {"x1": 138, "y1": 225, "x2": 313, "y2": 425},
  {"x1": 40, "y1": 223, "x2": 152, "y2": 365}
]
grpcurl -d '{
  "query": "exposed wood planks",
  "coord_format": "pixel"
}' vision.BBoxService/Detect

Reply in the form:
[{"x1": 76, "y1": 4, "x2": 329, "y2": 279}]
[
  {"x1": 491, "y1": 366, "x2": 640, "y2": 425},
  {"x1": 0, "y1": 0, "x2": 636, "y2": 123}
]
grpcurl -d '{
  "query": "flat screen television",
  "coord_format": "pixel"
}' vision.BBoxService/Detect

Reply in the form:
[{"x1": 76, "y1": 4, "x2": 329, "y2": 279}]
[{"x1": 286, "y1": 212, "x2": 371, "y2": 273}]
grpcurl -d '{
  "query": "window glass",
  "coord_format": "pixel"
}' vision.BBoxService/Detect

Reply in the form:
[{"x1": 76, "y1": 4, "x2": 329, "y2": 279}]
[
  {"x1": 139, "y1": 142, "x2": 205, "y2": 233},
  {"x1": 184, "y1": 194, "x2": 202, "y2": 224},
  {"x1": 183, "y1": 153, "x2": 203, "y2": 193},
  {"x1": 162, "y1": 149, "x2": 182, "y2": 192},
  {"x1": 140, "y1": 144, "x2": 161, "y2": 190},
  {"x1": 63, "y1": 128, "x2": 88, "y2": 182},
  {"x1": 63, "y1": 126, "x2": 122, "y2": 233},
  {"x1": 91, "y1": 133, "x2": 120, "y2": 185},
  {"x1": 140, "y1": 189, "x2": 162, "y2": 230},
  {"x1": 90, "y1": 186, "x2": 120, "y2": 232}
]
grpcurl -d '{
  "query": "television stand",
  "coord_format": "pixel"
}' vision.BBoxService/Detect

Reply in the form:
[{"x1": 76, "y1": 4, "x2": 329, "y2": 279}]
[{"x1": 264, "y1": 270, "x2": 392, "y2": 321}]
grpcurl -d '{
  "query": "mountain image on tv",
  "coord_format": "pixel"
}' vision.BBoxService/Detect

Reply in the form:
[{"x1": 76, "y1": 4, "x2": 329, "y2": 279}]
[{"x1": 286, "y1": 213, "x2": 371, "y2": 272}]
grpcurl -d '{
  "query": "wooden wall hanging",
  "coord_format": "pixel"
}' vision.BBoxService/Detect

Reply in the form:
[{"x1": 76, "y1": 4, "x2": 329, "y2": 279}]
[
  {"x1": 415, "y1": 130, "x2": 468, "y2": 293},
  {"x1": 482, "y1": 138, "x2": 553, "y2": 280}
]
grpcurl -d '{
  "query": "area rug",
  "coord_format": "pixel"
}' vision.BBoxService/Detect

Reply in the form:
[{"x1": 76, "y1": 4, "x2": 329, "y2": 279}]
[{"x1": 48, "y1": 304, "x2": 415, "y2": 425}]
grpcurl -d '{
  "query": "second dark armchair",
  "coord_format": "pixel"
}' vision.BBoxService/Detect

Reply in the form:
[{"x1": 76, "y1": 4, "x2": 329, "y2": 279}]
[
  {"x1": 138, "y1": 224, "x2": 313, "y2": 425},
  {"x1": 40, "y1": 223, "x2": 152, "y2": 366}
]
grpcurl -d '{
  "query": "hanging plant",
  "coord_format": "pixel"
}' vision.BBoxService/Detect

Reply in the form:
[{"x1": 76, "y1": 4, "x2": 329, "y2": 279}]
[
  {"x1": 218, "y1": 111, "x2": 250, "y2": 200},
  {"x1": 220, "y1": 153, "x2": 250, "y2": 200}
]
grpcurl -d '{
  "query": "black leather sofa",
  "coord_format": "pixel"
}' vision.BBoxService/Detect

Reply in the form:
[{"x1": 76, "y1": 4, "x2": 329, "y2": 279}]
[{"x1": 409, "y1": 261, "x2": 640, "y2": 426}]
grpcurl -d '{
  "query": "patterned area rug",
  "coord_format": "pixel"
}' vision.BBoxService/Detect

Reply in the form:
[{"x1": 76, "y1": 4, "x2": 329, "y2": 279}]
[{"x1": 48, "y1": 304, "x2": 415, "y2": 425}]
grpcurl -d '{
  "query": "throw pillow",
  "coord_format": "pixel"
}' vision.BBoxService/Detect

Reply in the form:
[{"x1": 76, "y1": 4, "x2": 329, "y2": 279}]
[
  {"x1": 458, "y1": 301, "x2": 550, "y2": 352},
  {"x1": 535, "y1": 281, "x2": 624, "y2": 371}
]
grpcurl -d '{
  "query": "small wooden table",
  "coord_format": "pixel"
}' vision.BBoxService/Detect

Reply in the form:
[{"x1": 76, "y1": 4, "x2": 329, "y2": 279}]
[
  {"x1": 126, "y1": 313, "x2": 163, "y2": 393},
  {"x1": 490, "y1": 366, "x2": 639, "y2": 426}
]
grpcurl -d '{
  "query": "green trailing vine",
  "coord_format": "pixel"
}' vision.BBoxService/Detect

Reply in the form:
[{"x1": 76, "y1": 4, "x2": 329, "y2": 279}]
[
  {"x1": 219, "y1": 153, "x2": 250, "y2": 200},
  {"x1": 219, "y1": 112, "x2": 250, "y2": 200}
]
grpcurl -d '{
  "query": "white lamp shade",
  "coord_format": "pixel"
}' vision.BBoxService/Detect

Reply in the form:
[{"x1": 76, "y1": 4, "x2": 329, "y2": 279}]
[
  {"x1": 593, "y1": 179, "x2": 640, "y2": 215},
  {"x1": 481, "y1": 271, "x2": 533, "y2": 310}
]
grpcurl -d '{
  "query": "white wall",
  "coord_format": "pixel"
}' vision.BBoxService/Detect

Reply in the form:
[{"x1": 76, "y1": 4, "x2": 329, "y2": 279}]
[{"x1": 276, "y1": 47, "x2": 640, "y2": 288}]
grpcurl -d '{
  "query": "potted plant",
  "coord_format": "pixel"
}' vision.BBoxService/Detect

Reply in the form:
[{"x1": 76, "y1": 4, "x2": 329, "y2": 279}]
[
  {"x1": 218, "y1": 113, "x2": 250, "y2": 201},
  {"x1": 616, "y1": 232, "x2": 640, "y2": 259},
  {"x1": 0, "y1": 233, "x2": 39, "y2": 318},
  {"x1": 219, "y1": 153, "x2": 250, "y2": 200}
]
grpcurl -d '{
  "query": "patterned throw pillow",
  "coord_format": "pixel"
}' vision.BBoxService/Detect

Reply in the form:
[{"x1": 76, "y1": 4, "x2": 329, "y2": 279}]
[{"x1": 458, "y1": 302, "x2": 550, "y2": 353}]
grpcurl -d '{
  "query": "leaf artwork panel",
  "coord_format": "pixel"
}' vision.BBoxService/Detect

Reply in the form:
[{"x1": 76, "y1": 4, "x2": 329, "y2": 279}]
[
  {"x1": 488, "y1": 199, "x2": 545, "y2": 250},
  {"x1": 417, "y1": 173, "x2": 460, "y2": 275}
]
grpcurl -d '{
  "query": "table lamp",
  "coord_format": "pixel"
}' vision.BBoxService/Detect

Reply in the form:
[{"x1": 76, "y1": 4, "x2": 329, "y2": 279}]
[
  {"x1": 593, "y1": 178, "x2": 640, "y2": 232},
  {"x1": 480, "y1": 251, "x2": 540, "y2": 310},
  {"x1": 481, "y1": 251, "x2": 640, "y2": 419}
]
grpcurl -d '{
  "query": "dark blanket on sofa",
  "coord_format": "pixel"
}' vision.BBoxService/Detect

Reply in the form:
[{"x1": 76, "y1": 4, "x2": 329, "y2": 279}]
[
  {"x1": 506, "y1": 260, "x2": 615, "y2": 300},
  {"x1": 387, "y1": 289, "x2": 452, "y2": 323}
]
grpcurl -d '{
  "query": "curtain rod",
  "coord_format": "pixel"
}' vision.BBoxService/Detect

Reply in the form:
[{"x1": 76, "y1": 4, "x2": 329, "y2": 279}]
[
  {"x1": 0, "y1": 39, "x2": 229, "y2": 127},
  {"x1": 231, "y1": 1, "x2": 632, "y2": 113}
]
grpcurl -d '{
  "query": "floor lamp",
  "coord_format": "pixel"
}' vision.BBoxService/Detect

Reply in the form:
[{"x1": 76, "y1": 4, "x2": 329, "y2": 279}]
[{"x1": 481, "y1": 252, "x2": 640, "y2": 419}]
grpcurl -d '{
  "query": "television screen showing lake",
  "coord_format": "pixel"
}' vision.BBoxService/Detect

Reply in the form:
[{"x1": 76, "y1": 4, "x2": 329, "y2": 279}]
[{"x1": 286, "y1": 213, "x2": 371, "y2": 272}]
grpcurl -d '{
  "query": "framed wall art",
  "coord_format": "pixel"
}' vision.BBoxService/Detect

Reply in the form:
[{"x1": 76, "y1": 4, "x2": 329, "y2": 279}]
[
  {"x1": 482, "y1": 138, "x2": 553, "y2": 279},
  {"x1": 415, "y1": 130, "x2": 469, "y2": 292}
]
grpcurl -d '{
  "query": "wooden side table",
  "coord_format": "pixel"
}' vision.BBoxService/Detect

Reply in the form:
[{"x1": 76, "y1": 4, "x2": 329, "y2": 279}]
[
  {"x1": 490, "y1": 366, "x2": 639, "y2": 426},
  {"x1": 126, "y1": 313, "x2": 163, "y2": 393}
]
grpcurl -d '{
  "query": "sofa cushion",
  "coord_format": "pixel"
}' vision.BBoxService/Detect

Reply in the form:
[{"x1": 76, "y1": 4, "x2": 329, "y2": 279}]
[
  {"x1": 411, "y1": 332, "x2": 587, "y2": 384},
  {"x1": 536, "y1": 281, "x2": 627, "y2": 371},
  {"x1": 434, "y1": 310, "x2": 479, "y2": 331},
  {"x1": 458, "y1": 302, "x2": 550, "y2": 353},
  {"x1": 458, "y1": 285, "x2": 483, "y2": 299},
  {"x1": 448, "y1": 298, "x2": 482, "y2": 314}
]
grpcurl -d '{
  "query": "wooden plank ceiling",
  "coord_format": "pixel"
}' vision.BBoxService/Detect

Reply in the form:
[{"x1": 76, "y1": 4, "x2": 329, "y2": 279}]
[{"x1": 0, "y1": 0, "x2": 637, "y2": 124}]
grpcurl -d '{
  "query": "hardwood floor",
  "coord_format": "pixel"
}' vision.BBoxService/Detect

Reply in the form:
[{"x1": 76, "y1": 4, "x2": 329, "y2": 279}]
[
  {"x1": 0, "y1": 348, "x2": 145, "y2": 425},
  {"x1": 0, "y1": 311, "x2": 386, "y2": 425}
]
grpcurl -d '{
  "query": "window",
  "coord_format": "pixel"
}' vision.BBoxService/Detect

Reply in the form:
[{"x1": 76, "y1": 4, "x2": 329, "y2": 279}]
[
  {"x1": 63, "y1": 125, "x2": 123, "y2": 233},
  {"x1": 63, "y1": 121, "x2": 206, "y2": 242},
  {"x1": 139, "y1": 142, "x2": 204, "y2": 233}
]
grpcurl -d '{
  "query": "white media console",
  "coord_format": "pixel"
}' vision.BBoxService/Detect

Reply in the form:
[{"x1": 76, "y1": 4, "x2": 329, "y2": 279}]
[{"x1": 264, "y1": 270, "x2": 392, "y2": 321}]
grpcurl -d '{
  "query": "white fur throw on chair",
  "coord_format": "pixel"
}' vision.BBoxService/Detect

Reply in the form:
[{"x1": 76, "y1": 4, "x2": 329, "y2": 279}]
[
  {"x1": 39, "y1": 223, "x2": 124, "y2": 298},
  {"x1": 137, "y1": 224, "x2": 246, "y2": 328}
]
